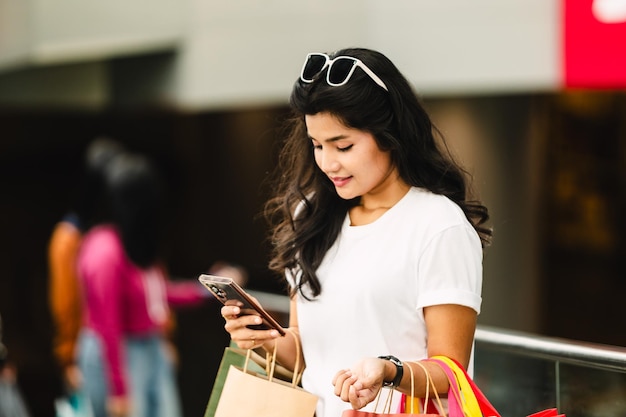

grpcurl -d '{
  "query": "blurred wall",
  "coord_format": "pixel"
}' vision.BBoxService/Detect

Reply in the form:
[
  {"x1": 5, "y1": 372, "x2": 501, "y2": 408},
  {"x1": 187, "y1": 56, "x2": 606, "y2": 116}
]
[
  {"x1": 0, "y1": 0, "x2": 560, "y2": 108},
  {"x1": 427, "y1": 96, "x2": 544, "y2": 331}
]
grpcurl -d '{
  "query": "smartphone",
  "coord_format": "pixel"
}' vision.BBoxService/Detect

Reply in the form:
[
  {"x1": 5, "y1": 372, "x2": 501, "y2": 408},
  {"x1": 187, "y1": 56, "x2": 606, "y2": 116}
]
[{"x1": 198, "y1": 274, "x2": 286, "y2": 336}]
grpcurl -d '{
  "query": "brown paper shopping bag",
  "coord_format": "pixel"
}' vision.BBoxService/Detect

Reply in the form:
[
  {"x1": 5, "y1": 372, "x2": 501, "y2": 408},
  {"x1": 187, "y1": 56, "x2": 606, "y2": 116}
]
[
  {"x1": 204, "y1": 343, "x2": 297, "y2": 417},
  {"x1": 214, "y1": 331, "x2": 318, "y2": 417},
  {"x1": 203, "y1": 346, "x2": 266, "y2": 417}
]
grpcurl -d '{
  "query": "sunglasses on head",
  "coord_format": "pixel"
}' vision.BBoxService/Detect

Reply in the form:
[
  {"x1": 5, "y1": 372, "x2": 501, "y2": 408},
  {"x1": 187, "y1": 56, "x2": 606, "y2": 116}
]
[{"x1": 300, "y1": 52, "x2": 388, "y2": 91}]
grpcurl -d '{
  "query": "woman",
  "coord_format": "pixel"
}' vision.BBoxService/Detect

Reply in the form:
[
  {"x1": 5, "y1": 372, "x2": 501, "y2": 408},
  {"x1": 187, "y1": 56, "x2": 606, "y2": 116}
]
[
  {"x1": 76, "y1": 152, "x2": 208, "y2": 417},
  {"x1": 49, "y1": 137, "x2": 125, "y2": 395},
  {"x1": 221, "y1": 48, "x2": 492, "y2": 417}
]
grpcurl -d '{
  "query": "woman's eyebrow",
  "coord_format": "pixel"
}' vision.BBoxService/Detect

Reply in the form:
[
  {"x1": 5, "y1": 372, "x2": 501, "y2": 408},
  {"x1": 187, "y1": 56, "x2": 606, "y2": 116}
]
[{"x1": 308, "y1": 134, "x2": 349, "y2": 143}]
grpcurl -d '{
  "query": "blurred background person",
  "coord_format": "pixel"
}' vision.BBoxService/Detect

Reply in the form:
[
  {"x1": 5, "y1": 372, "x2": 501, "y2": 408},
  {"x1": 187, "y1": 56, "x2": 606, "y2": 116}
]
[
  {"x1": 0, "y1": 313, "x2": 32, "y2": 417},
  {"x1": 77, "y1": 150, "x2": 182, "y2": 417},
  {"x1": 75, "y1": 150, "x2": 243, "y2": 417},
  {"x1": 48, "y1": 137, "x2": 126, "y2": 402}
]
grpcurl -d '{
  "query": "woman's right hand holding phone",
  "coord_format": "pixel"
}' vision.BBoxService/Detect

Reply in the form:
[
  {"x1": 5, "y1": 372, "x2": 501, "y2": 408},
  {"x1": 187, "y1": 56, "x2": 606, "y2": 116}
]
[{"x1": 221, "y1": 305, "x2": 281, "y2": 350}]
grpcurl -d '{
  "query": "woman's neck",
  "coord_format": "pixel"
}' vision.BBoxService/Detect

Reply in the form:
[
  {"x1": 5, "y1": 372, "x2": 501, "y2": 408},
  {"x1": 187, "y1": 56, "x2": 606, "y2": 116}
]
[{"x1": 349, "y1": 178, "x2": 410, "y2": 226}]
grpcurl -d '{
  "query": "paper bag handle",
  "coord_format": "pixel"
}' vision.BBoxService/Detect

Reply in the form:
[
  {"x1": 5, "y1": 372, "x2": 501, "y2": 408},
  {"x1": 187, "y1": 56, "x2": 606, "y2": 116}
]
[
  {"x1": 410, "y1": 361, "x2": 446, "y2": 415},
  {"x1": 285, "y1": 327, "x2": 304, "y2": 387},
  {"x1": 243, "y1": 328, "x2": 304, "y2": 388}
]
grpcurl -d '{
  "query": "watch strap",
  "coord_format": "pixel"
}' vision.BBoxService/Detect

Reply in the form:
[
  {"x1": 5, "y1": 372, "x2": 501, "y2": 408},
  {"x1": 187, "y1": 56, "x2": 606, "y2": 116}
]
[{"x1": 378, "y1": 355, "x2": 403, "y2": 387}]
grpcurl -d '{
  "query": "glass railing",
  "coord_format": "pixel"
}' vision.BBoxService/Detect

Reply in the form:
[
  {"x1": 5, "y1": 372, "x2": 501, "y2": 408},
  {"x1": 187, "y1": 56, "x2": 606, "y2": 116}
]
[{"x1": 474, "y1": 325, "x2": 626, "y2": 417}]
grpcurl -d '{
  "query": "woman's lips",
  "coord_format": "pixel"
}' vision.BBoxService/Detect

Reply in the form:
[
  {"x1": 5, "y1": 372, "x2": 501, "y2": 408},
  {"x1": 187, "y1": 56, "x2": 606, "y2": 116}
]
[{"x1": 330, "y1": 176, "x2": 352, "y2": 187}]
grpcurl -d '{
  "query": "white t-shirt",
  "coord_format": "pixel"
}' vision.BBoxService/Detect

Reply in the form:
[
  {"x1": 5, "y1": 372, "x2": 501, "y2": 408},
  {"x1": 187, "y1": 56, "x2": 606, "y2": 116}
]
[{"x1": 292, "y1": 187, "x2": 483, "y2": 417}]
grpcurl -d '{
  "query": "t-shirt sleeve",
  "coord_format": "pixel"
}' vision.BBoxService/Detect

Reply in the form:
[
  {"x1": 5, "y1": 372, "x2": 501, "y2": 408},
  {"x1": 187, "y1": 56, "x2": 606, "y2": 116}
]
[{"x1": 416, "y1": 224, "x2": 483, "y2": 314}]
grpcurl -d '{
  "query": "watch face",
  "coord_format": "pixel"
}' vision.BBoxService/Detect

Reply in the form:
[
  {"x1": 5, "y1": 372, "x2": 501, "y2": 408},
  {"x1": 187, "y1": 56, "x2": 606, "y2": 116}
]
[{"x1": 390, "y1": 356, "x2": 402, "y2": 366}]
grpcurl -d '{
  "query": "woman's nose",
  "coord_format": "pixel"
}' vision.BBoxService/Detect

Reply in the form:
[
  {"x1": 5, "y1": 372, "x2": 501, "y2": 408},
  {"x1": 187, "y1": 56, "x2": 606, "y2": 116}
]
[{"x1": 318, "y1": 151, "x2": 340, "y2": 173}]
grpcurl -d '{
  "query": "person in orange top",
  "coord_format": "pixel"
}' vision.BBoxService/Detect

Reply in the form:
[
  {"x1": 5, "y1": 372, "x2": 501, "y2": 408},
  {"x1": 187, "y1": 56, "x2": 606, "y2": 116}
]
[{"x1": 48, "y1": 213, "x2": 85, "y2": 390}]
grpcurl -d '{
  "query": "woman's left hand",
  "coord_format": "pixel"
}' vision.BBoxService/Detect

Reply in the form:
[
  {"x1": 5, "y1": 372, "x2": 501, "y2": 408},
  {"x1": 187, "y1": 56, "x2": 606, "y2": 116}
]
[{"x1": 332, "y1": 357, "x2": 386, "y2": 410}]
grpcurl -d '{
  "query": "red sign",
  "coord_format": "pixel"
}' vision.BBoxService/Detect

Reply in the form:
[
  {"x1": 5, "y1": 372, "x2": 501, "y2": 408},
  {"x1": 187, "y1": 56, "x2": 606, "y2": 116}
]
[{"x1": 564, "y1": 0, "x2": 626, "y2": 88}]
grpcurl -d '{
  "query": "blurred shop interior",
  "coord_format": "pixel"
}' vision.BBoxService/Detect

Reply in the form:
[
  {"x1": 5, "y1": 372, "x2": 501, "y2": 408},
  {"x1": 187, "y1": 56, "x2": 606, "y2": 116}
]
[{"x1": 1, "y1": 1, "x2": 625, "y2": 416}]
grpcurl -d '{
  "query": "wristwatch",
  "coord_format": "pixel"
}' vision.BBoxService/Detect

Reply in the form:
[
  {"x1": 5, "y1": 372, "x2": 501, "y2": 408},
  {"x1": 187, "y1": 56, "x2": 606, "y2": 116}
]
[{"x1": 378, "y1": 355, "x2": 403, "y2": 387}]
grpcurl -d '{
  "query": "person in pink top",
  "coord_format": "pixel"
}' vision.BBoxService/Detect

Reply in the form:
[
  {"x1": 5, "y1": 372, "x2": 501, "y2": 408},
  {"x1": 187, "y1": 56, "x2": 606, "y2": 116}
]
[{"x1": 76, "y1": 151, "x2": 229, "y2": 417}]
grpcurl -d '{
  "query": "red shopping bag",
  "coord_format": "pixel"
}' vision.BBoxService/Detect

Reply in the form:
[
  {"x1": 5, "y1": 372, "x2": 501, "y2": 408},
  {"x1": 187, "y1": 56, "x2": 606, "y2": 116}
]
[
  {"x1": 527, "y1": 409, "x2": 563, "y2": 417},
  {"x1": 427, "y1": 356, "x2": 565, "y2": 417}
]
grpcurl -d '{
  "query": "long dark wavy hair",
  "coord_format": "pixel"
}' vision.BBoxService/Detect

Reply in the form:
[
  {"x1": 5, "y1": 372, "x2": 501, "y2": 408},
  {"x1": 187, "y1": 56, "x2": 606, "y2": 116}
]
[{"x1": 264, "y1": 47, "x2": 492, "y2": 299}]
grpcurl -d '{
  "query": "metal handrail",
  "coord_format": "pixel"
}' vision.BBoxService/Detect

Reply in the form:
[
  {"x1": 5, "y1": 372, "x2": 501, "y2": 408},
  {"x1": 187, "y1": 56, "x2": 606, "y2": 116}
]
[
  {"x1": 250, "y1": 289, "x2": 626, "y2": 373},
  {"x1": 476, "y1": 325, "x2": 626, "y2": 372}
]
